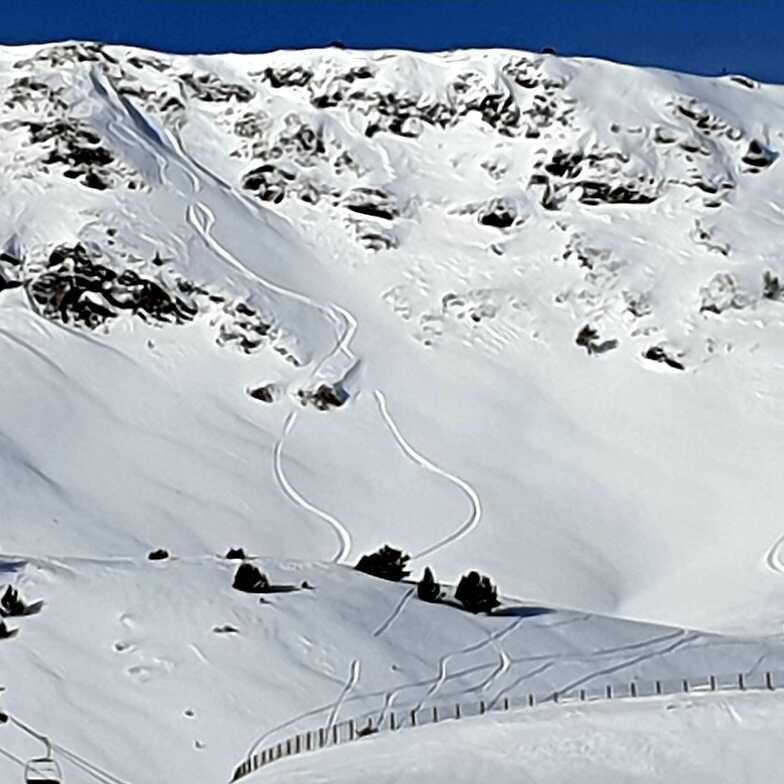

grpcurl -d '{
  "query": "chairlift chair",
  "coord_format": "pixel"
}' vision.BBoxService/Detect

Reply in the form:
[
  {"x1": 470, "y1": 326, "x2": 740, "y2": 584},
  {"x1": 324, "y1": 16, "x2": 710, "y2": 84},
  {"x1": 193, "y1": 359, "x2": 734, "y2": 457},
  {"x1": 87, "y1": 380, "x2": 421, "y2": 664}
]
[{"x1": 24, "y1": 738, "x2": 63, "y2": 784}]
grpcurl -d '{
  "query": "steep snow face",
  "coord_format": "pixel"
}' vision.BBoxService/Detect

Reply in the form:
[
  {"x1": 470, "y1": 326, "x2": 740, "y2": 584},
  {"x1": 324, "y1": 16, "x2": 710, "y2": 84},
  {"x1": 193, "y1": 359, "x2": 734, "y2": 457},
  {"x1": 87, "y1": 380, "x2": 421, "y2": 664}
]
[
  {"x1": 1, "y1": 43, "x2": 784, "y2": 625},
  {"x1": 1, "y1": 40, "x2": 784, "y2": 781}
]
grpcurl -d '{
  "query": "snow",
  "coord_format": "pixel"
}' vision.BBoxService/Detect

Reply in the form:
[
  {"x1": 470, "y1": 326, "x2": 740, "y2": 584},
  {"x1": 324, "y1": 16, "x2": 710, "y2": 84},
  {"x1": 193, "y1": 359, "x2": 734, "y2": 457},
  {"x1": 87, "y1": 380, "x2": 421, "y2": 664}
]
[
  {"x1": 0, "y1": 40, "x2": 782, "y2": 783},
  {"x1": 254, "y1": 691, "x2": 784, "y2": 784}
]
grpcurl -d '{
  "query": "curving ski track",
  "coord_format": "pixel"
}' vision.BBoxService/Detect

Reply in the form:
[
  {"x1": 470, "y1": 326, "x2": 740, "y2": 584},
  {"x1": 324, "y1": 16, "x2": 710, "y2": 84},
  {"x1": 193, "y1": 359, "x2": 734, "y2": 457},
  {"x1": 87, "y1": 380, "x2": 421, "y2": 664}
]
[
  {"x1": 186, "y1": 201, "x2": 357, "y2": 565},
  {"x1": 324, "y1": 659, "x2": 361, "y2": 736},
  {"x1": 273, "y1": 411, "x2": 352, "y2": 563},
  {"x1": 373, "y1": 587, "x2": 415, "y2": 638},
  {"x1": 764, "y1": 533, "x2": 784, "y2": 575},
  {"x1": 374, "y1": 390, "x2": 481, "y2": 560}
]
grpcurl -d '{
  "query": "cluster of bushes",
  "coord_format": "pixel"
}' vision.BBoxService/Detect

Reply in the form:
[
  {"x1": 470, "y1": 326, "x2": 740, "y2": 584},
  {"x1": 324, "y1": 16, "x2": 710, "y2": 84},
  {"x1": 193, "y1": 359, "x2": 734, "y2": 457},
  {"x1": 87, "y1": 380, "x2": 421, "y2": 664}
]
[{"x1": 354, "y1": 545, "x2": 501, "y2": 614}]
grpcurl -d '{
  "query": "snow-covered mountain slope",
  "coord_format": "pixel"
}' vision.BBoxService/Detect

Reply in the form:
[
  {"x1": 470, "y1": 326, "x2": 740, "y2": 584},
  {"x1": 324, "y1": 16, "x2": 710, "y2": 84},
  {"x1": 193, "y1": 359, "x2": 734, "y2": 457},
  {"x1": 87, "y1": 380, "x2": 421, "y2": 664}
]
[
  {"x1": 0, "y1": 40, "x2": 783, "y2": 783},
  {"x1": 255, "y1": 690, "x2": 784, "y2": 784},
  {"x1": 2, "y1": 554, "x2": 783, "y2": 784}
]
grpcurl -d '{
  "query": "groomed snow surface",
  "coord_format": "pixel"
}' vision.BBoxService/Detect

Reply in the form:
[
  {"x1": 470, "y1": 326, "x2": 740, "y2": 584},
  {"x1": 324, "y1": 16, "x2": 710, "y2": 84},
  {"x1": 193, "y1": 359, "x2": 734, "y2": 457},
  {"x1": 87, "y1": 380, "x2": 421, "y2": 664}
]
[{"x1": 0, "y1": 41, "x2": 783, "y2": 783}]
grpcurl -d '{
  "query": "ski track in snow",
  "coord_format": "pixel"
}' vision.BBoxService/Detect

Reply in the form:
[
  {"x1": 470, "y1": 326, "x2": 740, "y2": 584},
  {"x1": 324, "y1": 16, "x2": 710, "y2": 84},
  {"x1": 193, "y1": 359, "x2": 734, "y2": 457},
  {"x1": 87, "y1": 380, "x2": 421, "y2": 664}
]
[
  {"x1": 374, "y1": 390, "x2": 482, "y2": 560},
  {"x1": 185, "y1": 199, "x2": 356, "y2": 565},
  {"x1": 373, "y1": 587, "x2": 415, "y2": 638},
  {"x1": 273, "y1": 411, "x2": 352, "y2": 563},
  {"x1": 324, "y1": 659, "x2": 361, "y2": 736},
  {"x1": 763, "y1": 533, "x2": 784, "y2": 575}
]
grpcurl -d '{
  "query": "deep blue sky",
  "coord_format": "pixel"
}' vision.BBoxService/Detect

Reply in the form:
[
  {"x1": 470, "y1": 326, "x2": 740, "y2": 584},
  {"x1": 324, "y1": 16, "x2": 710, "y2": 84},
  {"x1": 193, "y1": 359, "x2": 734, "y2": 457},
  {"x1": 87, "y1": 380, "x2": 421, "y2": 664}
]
[{"x1": 2, "y1": 1, "x2": 783, "y2": 84}]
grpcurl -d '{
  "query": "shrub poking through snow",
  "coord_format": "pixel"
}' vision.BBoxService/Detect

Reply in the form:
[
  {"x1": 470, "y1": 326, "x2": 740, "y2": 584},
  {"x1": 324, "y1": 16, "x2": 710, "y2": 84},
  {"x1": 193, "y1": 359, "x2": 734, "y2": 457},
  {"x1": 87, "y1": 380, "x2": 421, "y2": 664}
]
[
  {"x1": 225, "y1": 547, "x2": 247, "y2": 560},
  {"x1": 232, "y1": 563, "x2": 270, "y2": 593},
  {"x1": 417, "y1": 567, "x2": 443, "y2": 602},
  {"x1": 575, "y1": 324, "x2": 599, "y2": 353},
  {"x1": 455, "y1": 571, "x2": 500, "y2": 613},
  {"x1": 355, "y1": 546, "x2": 411, "y2": 581},
  {"x1": 1, "y1": 587, "x2": 27, "y2": 617},
  {"x1": 763, "y1": 271, "x2": 783, "y2": 301},
  {"x1": 148, "y1": 548, "x2": 169, "y2": 561},
  {"x1": 0, "y1": 620, "x2": 18, "y2": 639}
]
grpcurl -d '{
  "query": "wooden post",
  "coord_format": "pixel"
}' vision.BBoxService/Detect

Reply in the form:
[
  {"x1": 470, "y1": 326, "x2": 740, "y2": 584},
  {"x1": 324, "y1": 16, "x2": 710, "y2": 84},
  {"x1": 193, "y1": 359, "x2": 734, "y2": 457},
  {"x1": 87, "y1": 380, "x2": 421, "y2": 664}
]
[
  {"x1": 655, "y1": 680, "x2": 662, "y2": 695},
  {"x1": 606, "y1": 685, "x2": 612, "y2": 699},
  {"x1": 710, "y1": 675, "x2": 717, "y2": 691},
  {"x1": 332, "y1": 724, "x2": 339, "y2": 744},
  {"x1": 286, "y1": 739, "x2": 292, "y2": 756},
  {"x1": 738, "y1": 673, "x2": 745, "y2": 691},
  {"x1": 433, "y1": 706, "x2": 439, "y2": 722},
  {"x1": 455, "y1": 703, "x2": 461, "y2": 719},
  {"x1": 390, "y1": 712, "x2": 397, "y2": 730},
  {"x1": 630, "y1": 682, "x2": 637, "y2": 697},
  {"x1": 766, "y1": 671, "x2": 775, "y2": 690},
  {"x1": 503, "y1": 697, "x2": 510, "y2": 710},
  {"x1": 276, "y1": 743, "x2": 282, "y2": 760},
  {"x1": 682, "y1": 679, "x2": 689, "y2": 693},
  {"x1": 552, "y1": 692, "x2": 559, "y2": 704},
  {"x1": 319, "y1": 727, "x2": 325, "y2": 748},
  {"x1": 528, "y1": 693, "x2": 535, "y2": 707},
  {"x1": 348, "y1": 720, "x2": 355, "y2": 740},
  {"x1": 306, "y1": 732, "x2": 312, "y2": 751},
  {"x1": 579, "y1": 689, "x2": 586, "y2": 702},
  {"x1": 479, "y1": 700, "x2": 486, "y2": 714},
  {"x1": 411, "y1": 709, "x2": 417, "y2": 727},
  {"x1": 261, "y1": 749, "x2": 267, "y2": 765}
]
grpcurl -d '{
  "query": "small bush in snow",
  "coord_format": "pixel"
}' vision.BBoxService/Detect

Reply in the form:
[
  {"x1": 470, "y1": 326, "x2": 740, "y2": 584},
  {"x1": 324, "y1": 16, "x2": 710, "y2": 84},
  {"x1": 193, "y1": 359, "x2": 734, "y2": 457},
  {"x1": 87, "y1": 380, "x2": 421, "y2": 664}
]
[
  {"x1": 233, "y1": 563, "x2": 270, "y2": 593},
  {"x1": 417, "y1": 567, "x2": 443, "y2": 603},
  {"x1": 355, "y1": 546, "x2": 411, "y2": 581},
  {"x1": 455, "y1": 571, "x2": 500, "y2": 614},
  {"x1": 763, "y1": 270, "x2": 783, "y2": 300}
]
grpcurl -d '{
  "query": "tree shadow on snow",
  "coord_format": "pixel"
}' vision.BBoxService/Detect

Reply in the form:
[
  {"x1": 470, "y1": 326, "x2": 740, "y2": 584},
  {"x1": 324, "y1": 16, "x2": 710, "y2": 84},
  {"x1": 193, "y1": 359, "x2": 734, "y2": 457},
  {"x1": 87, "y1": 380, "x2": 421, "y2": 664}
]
[{"x1": 491, "y1": 605, "x2": 554, "y2": 619}]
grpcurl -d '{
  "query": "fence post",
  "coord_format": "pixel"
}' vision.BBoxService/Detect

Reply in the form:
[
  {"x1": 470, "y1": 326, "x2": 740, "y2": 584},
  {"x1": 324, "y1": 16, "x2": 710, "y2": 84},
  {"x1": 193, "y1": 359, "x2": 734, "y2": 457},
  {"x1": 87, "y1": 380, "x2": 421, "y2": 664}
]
[
  {"x1": 655, "y1": 680, "x2": 662, "y2": 695},
  {"x1": 286, "y1": 739, "x2": 293, "y2": 756},
  {"x1": 319, "y1": 727, "x2": 325, "y2": 748},
  {"x1": 709, "y1": 675, "x2": 717, "y2": 691},
  {"x1": 390, "y1": 712, "x2": 397, "y2": 730},
  {"x1": 606, "y1": 685, "x2": 612, "y2": 699},
  {"x1": 503, "y1": 697, "x2": 510, "y2": 710},
  {"x1": 261, "y1": 749, "x2": 267, "y2": 765},
  {"x1": 306, "y1": 732, "x2": 312, "y2": 751},
  {"x1": 766, "y1": 672, "x2": 775, "y2": 690},
  {"x1": 348, "y1": 720, "x2": 355, "y2": 740},
  {"x1": 480, "y1": 700, "x2": 486, "y2": 714},
  {"x1": 579, "y1": 689, "x2": 586, "y2": 702},
  {"x1": 738, "y1": 673, "x2": 746, "y2": 691},
  {"x1": 552, "y1": 692, "x2": 558, "y2": 704},
  {"x1": 332, "y1": 724, "x2": 339, "y2": 744},
  {"x1": 276, "y1": 743, "x2": 282, "y2": 760},
  {"x1": 528, "y1": 693, "x2": 535, "y2": 707},
  {"x1": 630, "y1": 682, "x2": 637, "y2": 698},
  {"x1": 433, "y1": 706, "x2": 439, "y2": 723},
  {"x1": 411, "y1": 709, "x2": 417, "y2": 727},
  {"x1": 682, "y1": 679, "x2": 689, "y2": 693},
  {"x1": 455, "y1": 703, "x2": 461, "y2": 719}
]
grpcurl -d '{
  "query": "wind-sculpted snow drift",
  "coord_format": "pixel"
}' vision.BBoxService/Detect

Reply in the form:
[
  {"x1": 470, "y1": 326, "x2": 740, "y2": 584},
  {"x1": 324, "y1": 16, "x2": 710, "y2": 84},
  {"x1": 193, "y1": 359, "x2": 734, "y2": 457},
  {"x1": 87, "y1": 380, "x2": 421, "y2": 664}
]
[{"x1": 0, "y1": 41, "x2": 783, "y2": 783}]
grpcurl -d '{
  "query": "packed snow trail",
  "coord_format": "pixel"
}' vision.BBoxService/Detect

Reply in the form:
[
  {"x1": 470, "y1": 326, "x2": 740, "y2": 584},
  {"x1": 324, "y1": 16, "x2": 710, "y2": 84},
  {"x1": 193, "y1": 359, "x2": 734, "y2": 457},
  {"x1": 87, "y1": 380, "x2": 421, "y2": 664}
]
[
  {"x1": 763, "y1": 533, "x2": 784, "y2": 575},
  {"x1": 273, "y1": 411, "x2": 353, "y2": 563},
  {"x1": 374, "y1": 390, "x2": 482, "y2": 560},
  {"x1": 373, "y1": 587, "x2": 415, "y2": 638},
  {"x1": 324, "y1": 659, "x2": 361, "y2": 736},
  {"x1": 184, "y1": 174, "x2": 358, "y2": 566}
]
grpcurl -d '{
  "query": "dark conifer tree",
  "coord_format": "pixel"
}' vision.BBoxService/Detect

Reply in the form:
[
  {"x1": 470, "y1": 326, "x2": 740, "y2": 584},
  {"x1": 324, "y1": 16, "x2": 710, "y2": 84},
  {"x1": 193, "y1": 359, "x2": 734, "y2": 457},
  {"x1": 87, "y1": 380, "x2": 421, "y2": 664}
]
[{"x1": 417, "y1": 567, "x2": 443, "y2": 603}]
